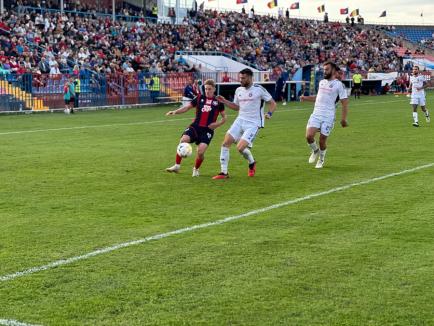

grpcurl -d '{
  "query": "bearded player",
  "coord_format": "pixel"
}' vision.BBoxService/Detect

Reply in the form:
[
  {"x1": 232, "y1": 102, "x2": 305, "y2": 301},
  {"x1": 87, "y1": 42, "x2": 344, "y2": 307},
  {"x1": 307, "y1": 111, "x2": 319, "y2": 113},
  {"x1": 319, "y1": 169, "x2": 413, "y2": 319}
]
[
  {"x1": 213, "y1": 68, "x2": 277, "y2": 179},
  {"x1": 300, "y1": 62, "x2": 349, "y2": 168}
]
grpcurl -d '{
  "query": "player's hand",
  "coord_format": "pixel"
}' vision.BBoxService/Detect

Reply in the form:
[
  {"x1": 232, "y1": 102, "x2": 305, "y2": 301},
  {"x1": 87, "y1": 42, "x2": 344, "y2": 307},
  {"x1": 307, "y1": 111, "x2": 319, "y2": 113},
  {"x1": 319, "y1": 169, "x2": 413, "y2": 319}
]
[
  {"x1": 341, "y1": 120, "x2": 349, "y2": 127},
  {"x1": 166, "y1": 111, "x2": 176, "y2": 116},
  {"x1": 216, "y1": 95, "x2": 226, "y2": 103},
  {"x1": 208, "y1": 123, "x2": 217, "y2": 130}
]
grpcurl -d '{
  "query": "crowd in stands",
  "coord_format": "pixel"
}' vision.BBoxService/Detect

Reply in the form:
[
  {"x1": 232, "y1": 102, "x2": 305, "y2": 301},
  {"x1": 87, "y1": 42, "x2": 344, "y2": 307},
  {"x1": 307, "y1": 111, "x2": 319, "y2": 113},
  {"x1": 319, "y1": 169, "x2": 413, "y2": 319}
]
[
  {"x1": 420, "y1": 37, "x2": 434, "y2": 50},
  {"x1": 0, "y1": 4, "x2": 418, "y2": 81}
]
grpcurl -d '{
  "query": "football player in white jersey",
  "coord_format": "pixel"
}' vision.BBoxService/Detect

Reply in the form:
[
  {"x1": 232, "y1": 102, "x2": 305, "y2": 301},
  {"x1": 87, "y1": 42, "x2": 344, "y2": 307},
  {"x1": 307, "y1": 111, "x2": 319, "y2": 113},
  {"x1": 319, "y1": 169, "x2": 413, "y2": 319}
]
[
  {"x1": 409, "y1": 66, "x2": 429, "y2": 127},
  {"x1": 212, "y1": 68, "x2": 277, "y2": 179},
  {"x1": 300, "y1": 62, "x2": 349, "y2": 169}
]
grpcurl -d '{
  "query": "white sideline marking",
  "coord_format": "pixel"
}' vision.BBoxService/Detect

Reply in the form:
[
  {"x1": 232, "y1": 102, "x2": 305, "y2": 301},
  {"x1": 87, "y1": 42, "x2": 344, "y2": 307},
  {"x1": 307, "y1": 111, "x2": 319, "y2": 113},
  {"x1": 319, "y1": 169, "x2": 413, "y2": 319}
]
[
  {"x1": 1, "y1": 162, "x2": 432, "y2": 282},
  {"x1": 0, "y1": 118, "x2": 191, "y2": 136},
  {"x1": 0, "y1": 99, "x2": 406, "y2": 136},
  {"x1": 0, "y1": 319, "x2": 42, "y2": 326}
]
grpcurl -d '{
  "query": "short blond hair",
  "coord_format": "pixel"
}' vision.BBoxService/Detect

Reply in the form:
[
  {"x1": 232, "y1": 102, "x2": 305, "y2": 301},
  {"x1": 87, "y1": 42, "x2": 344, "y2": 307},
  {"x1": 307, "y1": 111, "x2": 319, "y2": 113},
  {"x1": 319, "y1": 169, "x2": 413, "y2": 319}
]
[{"x1": 204, "y1": 79, "x2": 216, "y2": 88}]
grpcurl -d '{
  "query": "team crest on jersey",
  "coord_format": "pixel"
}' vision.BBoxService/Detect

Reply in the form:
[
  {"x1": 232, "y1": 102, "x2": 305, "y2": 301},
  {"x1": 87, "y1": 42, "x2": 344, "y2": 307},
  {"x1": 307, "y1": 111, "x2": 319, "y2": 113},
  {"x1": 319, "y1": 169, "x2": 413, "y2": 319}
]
[
  {"x1": 249, "y1": 93, "x2": 253, "y2": 97},
  {"x1": 213, "y1": 101, "x2": 218, "y2": 106}
]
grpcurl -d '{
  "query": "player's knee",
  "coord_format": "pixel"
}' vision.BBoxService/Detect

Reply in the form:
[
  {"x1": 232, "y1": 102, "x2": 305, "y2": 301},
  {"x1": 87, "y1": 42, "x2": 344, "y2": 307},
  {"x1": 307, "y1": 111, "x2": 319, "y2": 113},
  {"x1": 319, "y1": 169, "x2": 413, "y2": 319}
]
[
  {"x1": 222, "y1": 139, "x2": 232, "y2": 148},
  {"x1": 306, "y1": 135, "x2": 314, "y2": 143}
]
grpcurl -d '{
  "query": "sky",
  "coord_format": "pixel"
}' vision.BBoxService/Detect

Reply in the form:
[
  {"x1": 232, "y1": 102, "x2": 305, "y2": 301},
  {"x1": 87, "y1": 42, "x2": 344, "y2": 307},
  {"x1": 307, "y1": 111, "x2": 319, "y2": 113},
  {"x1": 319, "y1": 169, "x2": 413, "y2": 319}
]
[{"x1": 203, "y1": 0, "x2": 434, "y2": 25}]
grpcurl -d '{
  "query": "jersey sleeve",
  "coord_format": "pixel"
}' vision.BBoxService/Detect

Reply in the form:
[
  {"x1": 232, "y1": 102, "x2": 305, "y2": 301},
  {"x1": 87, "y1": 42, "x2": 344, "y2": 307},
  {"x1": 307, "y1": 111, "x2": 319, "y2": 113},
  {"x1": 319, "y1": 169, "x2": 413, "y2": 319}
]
[
  {"x1": 261, "y1": 87, "x2": 273, "y2": 101},
  {"x1": 233, "y1": 88, "x2": 240, "y2": 105},
  {"x1": 338, "y1": 82, "x2": 348, "y2": 100}
]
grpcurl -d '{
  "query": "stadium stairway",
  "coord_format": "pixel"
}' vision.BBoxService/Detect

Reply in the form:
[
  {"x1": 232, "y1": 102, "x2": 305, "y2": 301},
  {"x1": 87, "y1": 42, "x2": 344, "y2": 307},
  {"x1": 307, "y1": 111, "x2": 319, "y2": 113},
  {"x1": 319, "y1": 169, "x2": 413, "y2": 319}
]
[{"x1": 0, "y1": 80, "x2": 49, "y2": 111}]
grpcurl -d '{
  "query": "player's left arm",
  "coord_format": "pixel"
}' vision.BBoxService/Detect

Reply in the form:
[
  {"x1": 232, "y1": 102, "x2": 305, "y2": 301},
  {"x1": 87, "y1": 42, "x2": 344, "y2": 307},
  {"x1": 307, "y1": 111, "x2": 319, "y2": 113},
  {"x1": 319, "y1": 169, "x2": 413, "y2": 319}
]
[
  {"x1": 265, "y1": 99, "x2": 277, "y2": 119},
  {"x1": 208, "y1": 110, "x2": 227, "y2": 130},
  {"x1": 340, "y1": 98, "x2": 349, "y2": 127},
  {"x1": 261, "y1": 88, "x2": 276, "y2": 119},
  {"x1": 417, "y1": 80, "x2": 427, "y2": 91}
]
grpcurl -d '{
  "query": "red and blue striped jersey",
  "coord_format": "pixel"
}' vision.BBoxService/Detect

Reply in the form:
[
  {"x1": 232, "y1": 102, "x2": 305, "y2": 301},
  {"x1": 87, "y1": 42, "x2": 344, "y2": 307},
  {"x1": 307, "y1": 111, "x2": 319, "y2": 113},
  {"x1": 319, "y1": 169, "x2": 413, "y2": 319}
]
[{"x1": 191, "y1": 95, "x2": 225, "y2": 128}]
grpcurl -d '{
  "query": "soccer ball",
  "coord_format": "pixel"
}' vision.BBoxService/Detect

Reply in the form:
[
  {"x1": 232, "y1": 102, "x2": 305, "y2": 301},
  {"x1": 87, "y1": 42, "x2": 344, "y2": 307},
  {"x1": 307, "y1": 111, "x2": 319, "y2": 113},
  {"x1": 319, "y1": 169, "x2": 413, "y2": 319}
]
[{"x1": 177, "y1": 143, "x2": 193, "y2": 158}]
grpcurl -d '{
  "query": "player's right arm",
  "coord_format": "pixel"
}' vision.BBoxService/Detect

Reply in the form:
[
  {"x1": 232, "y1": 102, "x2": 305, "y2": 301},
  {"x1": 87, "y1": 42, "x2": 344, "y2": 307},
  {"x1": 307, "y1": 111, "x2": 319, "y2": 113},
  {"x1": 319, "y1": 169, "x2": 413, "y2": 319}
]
[
  {"x1": 166, "y1": 102, "x2": 194, "y2": 116},
  {"x1": 216, "y1": 95, "x2": 239, "y2": 111},
  {"x1": 300, "y1": 95, "x2": 316, "y2": 102}
]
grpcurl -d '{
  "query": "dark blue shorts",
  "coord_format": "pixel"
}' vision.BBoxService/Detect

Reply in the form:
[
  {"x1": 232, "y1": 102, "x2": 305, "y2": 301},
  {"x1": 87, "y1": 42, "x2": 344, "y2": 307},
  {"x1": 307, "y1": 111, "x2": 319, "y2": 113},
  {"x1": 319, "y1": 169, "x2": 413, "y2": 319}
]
[{"x1": 182, "y1": 125, "x2": 214, "y2": 145}]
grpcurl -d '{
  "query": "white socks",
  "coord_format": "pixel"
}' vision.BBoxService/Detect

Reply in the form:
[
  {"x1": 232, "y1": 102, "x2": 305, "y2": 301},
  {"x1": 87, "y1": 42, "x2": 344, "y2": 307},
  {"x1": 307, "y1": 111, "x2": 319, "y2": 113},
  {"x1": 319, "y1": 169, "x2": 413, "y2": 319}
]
[
  {"x1": 220, "y1": 147, "x2": 230, "y2": 174},
  {"x1": 413, "y1": 112, "x2": 418, "y2": 123},
  {"x1": 241, "y1": 148, "x2": 255, "y2": 164},
  {"x1": 309, "y1": 142, "x2": 319, "y2": 152},
  {"x1": 319, "y1": 149, "x2": 327, "y2": 161}
]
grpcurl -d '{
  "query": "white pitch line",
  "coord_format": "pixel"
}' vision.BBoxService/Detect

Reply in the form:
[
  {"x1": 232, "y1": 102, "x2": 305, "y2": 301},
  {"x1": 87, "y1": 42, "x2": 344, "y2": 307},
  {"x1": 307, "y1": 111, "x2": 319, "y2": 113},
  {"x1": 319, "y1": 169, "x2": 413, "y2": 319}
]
[
  {"x1": 0, "y1": 319, "x2": 42, "y2": 326},
  {"x1": 1, "y1": 162, "x2": 432, "y2": 282},
  {"x1": 0, "y1": 99, "x2": 407, "y2": 137},
  {"x1": 0, "y1": 118, "x2": 192, "y2": 136}
]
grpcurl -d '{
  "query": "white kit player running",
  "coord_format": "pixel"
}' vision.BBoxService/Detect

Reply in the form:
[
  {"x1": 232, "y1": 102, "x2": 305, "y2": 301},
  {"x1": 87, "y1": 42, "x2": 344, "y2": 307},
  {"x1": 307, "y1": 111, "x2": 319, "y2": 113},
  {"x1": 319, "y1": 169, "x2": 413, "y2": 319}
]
[
  {"x1": 301, "y1": 62, "x2": 349, "y2": 169},
  {"x1": 213, "y1": 68, "x2": 277, "y2": 179},
  {"x1": 409, "y1": 66, "x2": 429, "y2": 127}
]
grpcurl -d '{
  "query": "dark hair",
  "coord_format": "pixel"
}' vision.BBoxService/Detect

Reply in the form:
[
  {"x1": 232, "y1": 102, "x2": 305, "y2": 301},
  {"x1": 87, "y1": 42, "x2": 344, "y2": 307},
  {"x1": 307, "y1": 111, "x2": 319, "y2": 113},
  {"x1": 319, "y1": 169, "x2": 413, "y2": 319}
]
[
  {"x1": 324, "y1": 61, "x2": 338, "y2": 71},
  {"x1": 239, "y1": 68, "x2": 253, "y2": 76},
  {"x1": 414, "y1": 66, "x2": 420, "y2": 70}
]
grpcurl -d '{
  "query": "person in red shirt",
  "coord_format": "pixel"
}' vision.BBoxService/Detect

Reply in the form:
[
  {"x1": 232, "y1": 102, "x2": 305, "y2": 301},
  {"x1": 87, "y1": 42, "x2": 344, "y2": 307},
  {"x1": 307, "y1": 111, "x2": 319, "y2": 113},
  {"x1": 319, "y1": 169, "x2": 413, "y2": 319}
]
[
  {"x1": 222, "y1": 72, "x2": 230, "y2": 83},
  {"x1": 165, "y1": 79, "x2": 227, "y2": 177}
]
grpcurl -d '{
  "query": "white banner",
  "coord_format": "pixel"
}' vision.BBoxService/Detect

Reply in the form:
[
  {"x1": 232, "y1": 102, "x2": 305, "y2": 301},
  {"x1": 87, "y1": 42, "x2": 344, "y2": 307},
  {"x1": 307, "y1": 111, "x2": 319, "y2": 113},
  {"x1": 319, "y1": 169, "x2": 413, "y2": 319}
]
[{"x1": 367, "y1": 72, "x2": 398, "y2": 86}]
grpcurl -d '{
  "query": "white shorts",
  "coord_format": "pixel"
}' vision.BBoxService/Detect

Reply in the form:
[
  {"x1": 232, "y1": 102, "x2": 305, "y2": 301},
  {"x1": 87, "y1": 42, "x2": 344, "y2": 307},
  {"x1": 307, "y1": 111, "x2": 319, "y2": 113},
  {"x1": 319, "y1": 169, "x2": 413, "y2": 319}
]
[
  {"x1": 410, "y1": 94, "x2": 426, "y2": 106},
  {"x1": 182, "y1": 97, "x2": 193, "y2": 107},
  {"x1": 307, "y1": 114, "x2": 335, "y2": 137},
  {"x1": 227, "y1": 118, "x2": 260, "y2": 147}
]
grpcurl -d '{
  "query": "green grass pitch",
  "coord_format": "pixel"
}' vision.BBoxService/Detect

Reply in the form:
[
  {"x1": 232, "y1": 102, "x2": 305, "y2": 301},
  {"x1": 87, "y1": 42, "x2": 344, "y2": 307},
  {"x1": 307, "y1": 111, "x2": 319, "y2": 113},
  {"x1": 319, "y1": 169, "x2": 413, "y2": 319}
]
[{"x1": 0, "y1": 92, "x2": 433, "y2": 325}]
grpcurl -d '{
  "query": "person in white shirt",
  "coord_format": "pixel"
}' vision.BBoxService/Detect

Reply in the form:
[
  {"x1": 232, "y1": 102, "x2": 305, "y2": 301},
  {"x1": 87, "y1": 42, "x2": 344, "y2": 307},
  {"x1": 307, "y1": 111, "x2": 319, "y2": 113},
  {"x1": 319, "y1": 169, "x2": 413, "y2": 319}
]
[
  {"x1": 300, "y1": 62, "x2": 349, "y2": 169},
  {"x1": 213, "y1": 68, "x2": 277, "y2": 179},
  {"x1": 409, "y1": 66, "x2": 429, "y2": 127}
]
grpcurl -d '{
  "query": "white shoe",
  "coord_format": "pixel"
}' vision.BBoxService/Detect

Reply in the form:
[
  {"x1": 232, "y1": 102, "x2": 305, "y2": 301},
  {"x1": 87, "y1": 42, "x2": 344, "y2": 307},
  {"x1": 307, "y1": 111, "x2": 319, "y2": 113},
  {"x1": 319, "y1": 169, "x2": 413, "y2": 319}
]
[
  {"x1": 282, "y1": 101, "x2": 287, "y2": 106},
  {"x1": 309, "y1": 150, "x2": 319, "y2": 164},
  {"x1": 166, "y1": 164, "x2": 180, "y2": 173},
  {"x1": 315, "y1": 159, "x2": 324, "y2": 169},
  {"x1": 192, "y1": 168, "x2": 200, "y2": 177},
  {"x1": 426, "y1": 115, "x2": 430, "y2": 123}
]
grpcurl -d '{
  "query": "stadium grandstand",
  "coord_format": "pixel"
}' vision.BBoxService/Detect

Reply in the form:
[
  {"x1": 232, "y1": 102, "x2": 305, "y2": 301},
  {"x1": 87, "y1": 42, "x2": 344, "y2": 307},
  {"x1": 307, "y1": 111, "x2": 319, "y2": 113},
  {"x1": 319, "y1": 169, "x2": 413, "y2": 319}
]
[{"x1": 0, "y1": 0, "x2": 432, "y2": 111}]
